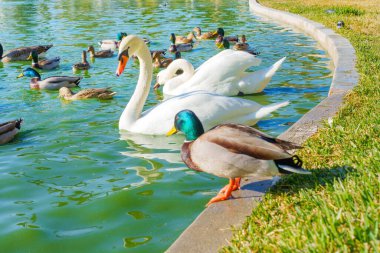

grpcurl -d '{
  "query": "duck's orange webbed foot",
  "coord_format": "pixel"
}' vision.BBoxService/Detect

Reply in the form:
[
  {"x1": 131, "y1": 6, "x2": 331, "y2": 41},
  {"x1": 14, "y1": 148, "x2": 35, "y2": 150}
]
[
  {"x1": 207, "y1": 178, "x2": 238, "y2": 206},
  {"x1": 218, "y1": 177, "x2": 241, "y2": 194}
]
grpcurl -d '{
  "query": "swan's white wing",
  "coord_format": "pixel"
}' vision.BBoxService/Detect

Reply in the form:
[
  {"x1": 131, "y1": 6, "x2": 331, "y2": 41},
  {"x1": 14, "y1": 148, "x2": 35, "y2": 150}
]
[
  {"x1": 160, "y1": 51, "x2": 262, "y2": 96},
  {"x1": 175, "y1": 50, "x2": 261, "y2": 95},
  {"x1": 239, "y1": 57, "x2": 287, "y2": 94},
  {"x1": 195, "y1": 49, "x2": 261, "y2": 74},
  {"x1": 129, "y1": 91, "x2": 287, "y2": 135}
]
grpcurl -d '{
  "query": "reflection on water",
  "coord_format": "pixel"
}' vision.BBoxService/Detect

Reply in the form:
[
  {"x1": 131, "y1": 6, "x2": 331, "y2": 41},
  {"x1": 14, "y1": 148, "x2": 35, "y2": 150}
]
[
  {"x1": 0, "y1": 0, "x2": 331, "y2": 252},
  {"x1": 120, "y1": 131, "x2": 183, "y2": 163}
]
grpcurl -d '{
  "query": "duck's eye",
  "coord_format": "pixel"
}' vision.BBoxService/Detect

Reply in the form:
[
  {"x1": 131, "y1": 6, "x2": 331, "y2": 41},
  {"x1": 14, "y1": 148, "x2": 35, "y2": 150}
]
[{"x1": 175, "y1": 119, "x2": 184, "y2": 130}]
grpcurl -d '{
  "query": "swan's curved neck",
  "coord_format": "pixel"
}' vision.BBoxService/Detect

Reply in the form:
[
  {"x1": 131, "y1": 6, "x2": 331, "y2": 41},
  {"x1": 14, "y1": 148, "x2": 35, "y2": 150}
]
[
  {"x1": 164, "y1": 59, "x2": 195, "y2": 92},
  {"x1": 120, "y1": 43, "x2": 153, "y2": 128}
]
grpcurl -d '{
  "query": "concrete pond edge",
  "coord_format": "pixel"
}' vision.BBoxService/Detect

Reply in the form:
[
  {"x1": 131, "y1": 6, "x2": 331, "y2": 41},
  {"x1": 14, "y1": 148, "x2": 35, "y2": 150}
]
[{"x1": 166, "y1": 0, "x2": 359, "y2": 252}]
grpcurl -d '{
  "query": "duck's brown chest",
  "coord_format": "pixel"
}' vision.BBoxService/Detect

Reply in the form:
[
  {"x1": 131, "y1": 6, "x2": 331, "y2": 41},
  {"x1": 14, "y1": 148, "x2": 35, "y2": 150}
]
[{"x1": 181, "y1": 142, "x2": 202, "y2": 172}]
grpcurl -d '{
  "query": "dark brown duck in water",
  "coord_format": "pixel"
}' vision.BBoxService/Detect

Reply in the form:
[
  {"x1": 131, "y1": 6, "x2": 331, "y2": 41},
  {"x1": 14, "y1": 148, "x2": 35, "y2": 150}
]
[
  {"x1": 87, "y1": 45, "x2": 114, "y2": 58},
  {"x1": 217, "y1": 36, "x2": 260, "y2": 55},
  {"x1": 192, "y1": 27, "x2": 218, "y2": 40},
  {"x1": 28, "y1": 50, "x2": 60, "y2": 70},
  {"x1": 233, "y1": 35, "x2": 260, "y2": 55},
  {"x1": 0, "y1": 119, "x2": 22, "y2": 145},
  {"x1": 216, "y1": 28, "x2": 238, "y2": 44},
  {"x1": 0, "y1": 43, "x2": 52, "y2": 62},
  {"x1": 172, "y1": 32, "x2": 196, "y2": 44},
  {"x1": 59, "y1": 87, "x2": 116, "y2": 100},
  {"x1": 233, "y1": 35, "x2": 249, "y2": 51},
  {"x1": 168, "y1": 34, "x2": 193, "y2": 52},
  {"x1": 72, "y1": 50, "x2": 90, "y2": 71},
  {"x1": 152, "y1": 51, "x2": 181, "y2": 68}
]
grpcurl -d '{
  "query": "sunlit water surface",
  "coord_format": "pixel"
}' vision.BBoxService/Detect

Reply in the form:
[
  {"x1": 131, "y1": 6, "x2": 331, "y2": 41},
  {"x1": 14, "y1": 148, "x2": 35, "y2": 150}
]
[{"x1": 0, "y1": 0, "x2": 331, "y2": 252}]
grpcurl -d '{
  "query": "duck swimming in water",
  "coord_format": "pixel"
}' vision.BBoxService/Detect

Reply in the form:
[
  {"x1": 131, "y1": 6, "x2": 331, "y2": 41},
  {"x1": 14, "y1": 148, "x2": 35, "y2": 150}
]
[
  {"x1": 18, "y1": 67, "x2": 81, "y2": 90},
  {"x1": 0, "y1": 43, "x2": 52, "y2": 62},
  {"x1": 72, "y1": 51, "x2": 90, "y2": 71},
  {"x1": 59, "y1": 87, "x2": 116, "y2": 100},
  {"x1": 0, "y1": 119, "x2": 23, "y2": 145},
  {"x1": 27, "y1": 50, "x2": 60, "y2": 70}
]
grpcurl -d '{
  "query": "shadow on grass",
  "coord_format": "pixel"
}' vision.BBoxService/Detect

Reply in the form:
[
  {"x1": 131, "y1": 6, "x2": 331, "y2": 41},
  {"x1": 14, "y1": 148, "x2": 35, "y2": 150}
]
[{"x1": 240, "y1": 166, "x2": 355, "y2": 196}]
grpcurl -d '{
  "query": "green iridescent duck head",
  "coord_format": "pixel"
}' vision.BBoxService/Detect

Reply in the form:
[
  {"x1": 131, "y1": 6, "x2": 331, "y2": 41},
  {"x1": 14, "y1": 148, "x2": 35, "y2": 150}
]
[
  {"x1": 17, "y1": 67, "x2": 41, "y2": 80},
  {"x1": 167, "y1": 110, "x2": 205, "y2": 141},
  {"x1": 27, "y1": 50, "x2": 39, "y2": 63},
  {"x1": 170, "y1": 33, "x2": 176, "y2": 44},
  {"x1": 216, "y1": 27, "x2": 225, "y2": 37},
  {"x1": 117, "y1": 32, "x2": 128, "y2": 41}
]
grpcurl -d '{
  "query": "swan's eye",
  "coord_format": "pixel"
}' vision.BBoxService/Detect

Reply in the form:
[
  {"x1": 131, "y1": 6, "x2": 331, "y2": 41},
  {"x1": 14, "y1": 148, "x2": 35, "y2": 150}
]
[{"x1": 118, "y1": 47, "x2": 129, "y2": 61}]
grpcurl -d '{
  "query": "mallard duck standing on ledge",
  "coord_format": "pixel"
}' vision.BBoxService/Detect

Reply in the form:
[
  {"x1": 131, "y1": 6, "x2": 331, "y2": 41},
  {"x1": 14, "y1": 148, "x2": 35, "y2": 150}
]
[
  {"x1": 18, "y1": 67, "x2": 81, "y2": 90},
  {"x1": 28, "y1": 50, "x2": 60, "y2": 70},
  {"x1": 167, "y1": 110, "x2": 311, "y2": 206},
  {"x1": 0, "y1": 43, "x2": 53, "y2": 62},
  {"x1": 0, "y1": 119, "x2": 22, "y2": 145}
]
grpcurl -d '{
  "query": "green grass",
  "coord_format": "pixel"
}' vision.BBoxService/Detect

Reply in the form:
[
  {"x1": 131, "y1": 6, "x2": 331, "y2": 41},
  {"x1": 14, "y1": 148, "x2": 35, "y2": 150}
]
[
  {"x1": 331, "y1": 6, "x2": 365, "y2": 16},
  {"x1": 222, "y1": 0, "x2": 380, "y2": 252}
]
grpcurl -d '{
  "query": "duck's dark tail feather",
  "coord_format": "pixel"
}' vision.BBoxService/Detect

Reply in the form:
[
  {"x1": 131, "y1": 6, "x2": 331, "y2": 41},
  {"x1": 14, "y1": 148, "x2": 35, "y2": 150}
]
[
  {"x1": 0, "y1": 43, "x2": 3, "y2": 59},
  {"x1": 75, "y1": 77, "x2": 82, "y2": 86},
  {"x1": 15, "y1": 119, "x2": 23, "y2": 129},
  {"x1": 275, "y1": 155, "x2": 311, "y2": 175},
  {"x1": 44, "y1": 45, "x2": 53, "y2": 51}
]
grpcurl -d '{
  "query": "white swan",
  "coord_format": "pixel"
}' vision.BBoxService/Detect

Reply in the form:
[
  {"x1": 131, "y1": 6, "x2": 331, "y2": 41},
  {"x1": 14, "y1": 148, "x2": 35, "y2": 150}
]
[
  {"x1": 154, "y1": 52, "x2": 286, "y2": 97},
  {"x1": 116, "y1": 35, "x2": 289, "y2": 135}
]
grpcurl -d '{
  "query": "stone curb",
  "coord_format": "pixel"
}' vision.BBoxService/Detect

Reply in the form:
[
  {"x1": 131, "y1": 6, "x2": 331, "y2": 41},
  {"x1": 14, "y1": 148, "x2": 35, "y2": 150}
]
[{"x1": 166, "y1": 1, "x2": 359, "y2": 252}]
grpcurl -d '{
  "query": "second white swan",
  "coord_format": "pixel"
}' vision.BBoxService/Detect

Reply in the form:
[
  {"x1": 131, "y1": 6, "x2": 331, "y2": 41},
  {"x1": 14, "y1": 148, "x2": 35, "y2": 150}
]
[{"x1": 154, "y1": 52, "x2": 286, "y2": 97}]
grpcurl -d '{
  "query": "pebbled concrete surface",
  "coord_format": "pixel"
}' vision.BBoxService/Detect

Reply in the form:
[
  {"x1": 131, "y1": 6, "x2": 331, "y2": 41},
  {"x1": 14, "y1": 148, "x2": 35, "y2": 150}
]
[
  {"x1": 166, "y1": 0, "x2": 359, "y2": 252},
  {"x1": 167, "y1": 178, "x2": 272, "y2": 253}
]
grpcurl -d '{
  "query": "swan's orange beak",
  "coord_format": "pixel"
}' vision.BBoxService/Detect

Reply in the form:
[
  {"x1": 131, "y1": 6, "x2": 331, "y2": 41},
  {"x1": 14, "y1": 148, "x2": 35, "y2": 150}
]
[{"x1": 116, "y1": 55, "x2": 128, "y2": 77}]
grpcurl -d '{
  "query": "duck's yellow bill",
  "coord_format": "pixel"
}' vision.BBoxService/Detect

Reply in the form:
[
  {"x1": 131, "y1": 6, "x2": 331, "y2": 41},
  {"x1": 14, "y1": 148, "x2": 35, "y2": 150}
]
[
  {"x1": 216, "y1": 43, "x2": 224, "y2": 49},
  {"x1": 166, "y1": 126, "x2": 178, "y2": 136},
  {"x1": 27, "y1": 55, "x2": 32, "y2": 60},
  {"x1": 17, "y1": 73, "x2": 24, "y2": 78}
]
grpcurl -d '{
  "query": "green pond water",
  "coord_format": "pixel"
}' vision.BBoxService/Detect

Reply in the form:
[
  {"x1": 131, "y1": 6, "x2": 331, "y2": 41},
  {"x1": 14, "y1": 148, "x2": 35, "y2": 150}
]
[{"x1": 0, "y1": 0, "x2": 332, "y2": 252}]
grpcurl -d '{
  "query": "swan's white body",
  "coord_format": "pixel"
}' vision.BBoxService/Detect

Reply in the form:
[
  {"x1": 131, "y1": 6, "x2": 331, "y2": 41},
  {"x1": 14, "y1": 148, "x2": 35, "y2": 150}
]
[
  {"x1": 156, "y1": 51, "x2": 286, "y2": 97},
  {"x1": 117, "y1": 35, "x2": 289, "y2": 135}
]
